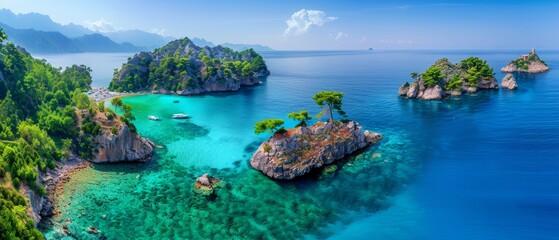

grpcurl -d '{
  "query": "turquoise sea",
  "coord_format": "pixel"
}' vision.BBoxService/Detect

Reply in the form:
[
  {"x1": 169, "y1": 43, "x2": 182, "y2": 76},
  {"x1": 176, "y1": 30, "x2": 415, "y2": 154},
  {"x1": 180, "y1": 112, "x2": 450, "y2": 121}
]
[{"x1": 40, "y1": 50, "x2": 559, "y2": 239}]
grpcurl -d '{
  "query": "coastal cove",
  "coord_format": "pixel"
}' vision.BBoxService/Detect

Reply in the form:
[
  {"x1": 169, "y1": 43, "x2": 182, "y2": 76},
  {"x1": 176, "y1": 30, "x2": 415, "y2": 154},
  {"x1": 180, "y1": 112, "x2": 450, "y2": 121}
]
[{"x1": 39, "y1": 50, "x2": 559, "y2": 239}]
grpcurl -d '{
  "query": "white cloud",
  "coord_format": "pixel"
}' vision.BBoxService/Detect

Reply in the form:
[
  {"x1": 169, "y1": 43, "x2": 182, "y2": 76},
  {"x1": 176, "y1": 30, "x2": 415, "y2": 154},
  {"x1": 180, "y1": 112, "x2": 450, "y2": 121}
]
[
  {"x1": 335, "y1": 32, "x2": 348, "y2": 41},
  {"x1": 84, "y1": 18, "x2": 120, "y2": 33},
  {"x1": 284, "y1": 9, "x2": 337, "y2": 37},
  {"x1": 150, "y1": 28, "x2": 169, "y2": 37},
  {"x1": 360, "y1": 37, "x2": 368, "y2": 43}
]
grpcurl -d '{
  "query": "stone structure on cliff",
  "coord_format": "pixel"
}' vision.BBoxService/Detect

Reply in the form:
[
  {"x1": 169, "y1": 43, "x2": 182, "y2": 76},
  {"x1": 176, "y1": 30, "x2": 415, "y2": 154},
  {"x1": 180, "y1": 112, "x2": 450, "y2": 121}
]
[
  {"x1": 501, "y1": 74, "x2": 517, "y2": 90},
  {"x1": 501, "y1": 48, "x2": 549, "y2": 74},
  {"x1": 250, "y1": 121, "x2": 382, "y2": 180},
  {"x1": 109, "y1": 37, "x2": 270, "y2": 95},
  {"x1": 398, "y1": 57, "x2": 499, "y2": 100}
]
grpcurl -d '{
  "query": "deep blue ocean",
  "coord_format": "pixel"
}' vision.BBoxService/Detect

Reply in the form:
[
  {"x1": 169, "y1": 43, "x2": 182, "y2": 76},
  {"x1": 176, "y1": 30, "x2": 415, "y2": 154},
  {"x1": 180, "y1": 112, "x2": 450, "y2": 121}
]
[{"x1": 39, "y1": 50, "x2": 559, "y2": 239}]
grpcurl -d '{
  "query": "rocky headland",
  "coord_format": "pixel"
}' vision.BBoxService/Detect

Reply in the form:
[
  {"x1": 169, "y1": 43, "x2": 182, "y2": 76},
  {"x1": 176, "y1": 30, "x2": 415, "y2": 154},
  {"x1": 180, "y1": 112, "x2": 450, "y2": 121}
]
[
  {"x1": 109, "y1": 37, "x2": 270, "y2": 95},
  {"x1": 250, "y1": 121, "x2": 382, "y2": 180},
  {"x1": 398, "y1": 57, "x2": 499, "y2": 100},
  {"x1": 501, "y1": 48, "x2": 549, "y2": 73}
]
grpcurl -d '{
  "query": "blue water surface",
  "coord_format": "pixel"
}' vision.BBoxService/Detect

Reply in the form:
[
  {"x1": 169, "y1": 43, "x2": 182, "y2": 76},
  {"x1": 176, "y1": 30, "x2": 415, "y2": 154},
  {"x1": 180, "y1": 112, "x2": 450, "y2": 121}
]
[{"x1": 39, "y1": 50, "x2": 559, "y2": 239}]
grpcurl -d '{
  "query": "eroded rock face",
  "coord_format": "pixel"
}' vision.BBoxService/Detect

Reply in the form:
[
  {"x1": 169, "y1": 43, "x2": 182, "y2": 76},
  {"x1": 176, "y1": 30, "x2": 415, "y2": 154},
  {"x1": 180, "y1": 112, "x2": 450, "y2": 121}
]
[
  {"x1": 421, "y1": 85, "x2": 443, "y2": 100},
  {"x1": 398, "y1": 83, "x2": 409, "y2": 96},
  {"x1": 406, "y1": 82, "x2": 419, "y2": 98},
  {"x1": 501, "y1": 73, "x2": 517, "y2": 90},
  {"x1": 92, "y1": 125, "x2": 154, "y2": 163},
  {"x1": 250, "y1": 121, "x2": 382, "y2": 180}
]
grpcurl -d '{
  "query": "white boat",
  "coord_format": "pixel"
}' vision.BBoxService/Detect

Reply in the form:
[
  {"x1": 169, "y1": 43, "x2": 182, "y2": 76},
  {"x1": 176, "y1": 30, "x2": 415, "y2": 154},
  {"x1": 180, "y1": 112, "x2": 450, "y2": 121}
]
[
  {"x1": 148, "y1": 115, "x2": 159, "y2": 121},
  {"x1": 172, "y1": 113, "x2": 190, "y2": 119}
]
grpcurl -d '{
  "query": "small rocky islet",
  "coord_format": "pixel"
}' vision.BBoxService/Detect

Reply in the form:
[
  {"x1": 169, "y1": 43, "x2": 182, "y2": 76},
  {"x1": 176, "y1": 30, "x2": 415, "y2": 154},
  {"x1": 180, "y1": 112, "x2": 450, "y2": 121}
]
[
  {"x1": 501, "y1": 48, "x2": 549, "y2": 74},
  {"x1": 398, "y1": 57, "x2": 499, "y2": 100},
  {"x1": 398, "y1": 49, "x2": 550, "y2": 99},
  {"x1": 250, "y1": 120, "x2": 382, "y2": 179}
]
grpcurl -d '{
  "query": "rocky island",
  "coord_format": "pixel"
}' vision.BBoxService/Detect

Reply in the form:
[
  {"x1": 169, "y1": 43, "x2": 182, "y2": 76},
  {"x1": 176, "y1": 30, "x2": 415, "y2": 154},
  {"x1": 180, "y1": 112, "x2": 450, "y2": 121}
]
[
  {"x1": 398, "y1": 57, "x2": 498, "y2": 100},
  {"x1": 109, "y1": 37, "x2": 270, "y2": 95},
  {"x1": 250, "y1": 91, "x2": 382, "y2": 180},
  {"x1": 501, "y1": 48, "x2": 549, "y2": 73}
]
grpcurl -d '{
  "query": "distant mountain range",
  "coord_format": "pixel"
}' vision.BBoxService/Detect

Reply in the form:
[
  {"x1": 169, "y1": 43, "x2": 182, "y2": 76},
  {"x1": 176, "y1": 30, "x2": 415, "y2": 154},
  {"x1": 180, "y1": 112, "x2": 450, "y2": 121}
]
[
  {"x1": 190, "y1": 37, "x2": 274, "y2": 52},
  {"x1": 0, "y1": 8, "x2": 274, "y2": 53},
  {"x1": 0, "y1": 23, "x2": 143, "y2": 53}
]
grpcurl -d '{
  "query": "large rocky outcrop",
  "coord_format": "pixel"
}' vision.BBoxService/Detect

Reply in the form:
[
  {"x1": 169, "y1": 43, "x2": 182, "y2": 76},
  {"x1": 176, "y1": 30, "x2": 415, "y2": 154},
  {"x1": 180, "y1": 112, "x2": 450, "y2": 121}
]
[
  {"x1": 501, "y1": 74, "x2": 517, "y2": 90},
  {"x1": 109, "y1": 37, "x2": 270, "y2": 95},
  {"x1": 501, "y1": 48, "x2": 549, "y2": 74},
  {"x1": 92, "y1": 124, "x2": 154, "y2": 163},
  {"x1": 398, "y1": 57, "x2": 499, "y2": 100},
  {"x1": 250, "y1": 121, "x2": 382, "y2": 180}
]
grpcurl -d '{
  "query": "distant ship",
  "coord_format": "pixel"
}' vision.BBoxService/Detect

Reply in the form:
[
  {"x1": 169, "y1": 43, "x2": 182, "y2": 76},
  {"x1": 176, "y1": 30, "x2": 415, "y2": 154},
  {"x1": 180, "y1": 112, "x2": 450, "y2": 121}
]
[
  {"x1": 172, "y1": 113, "x2": 190, "y2": 119},
  {"x1": 368, "y1": 48, "x2": 373, "y2": 51}
]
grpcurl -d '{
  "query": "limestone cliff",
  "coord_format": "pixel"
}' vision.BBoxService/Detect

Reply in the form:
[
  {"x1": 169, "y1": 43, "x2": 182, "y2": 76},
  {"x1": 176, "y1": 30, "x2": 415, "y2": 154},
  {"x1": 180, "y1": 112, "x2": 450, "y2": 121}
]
[
  {"x1": 109, "y1": 37, "x2": 270, "y2": 95},
  {"x1": 92, "y1": 124, "x2": 154, "y2": 163},
  {"x1": 501, "y1": 48, "x2": 549, "y2": 74},
  {"x1": 250, "y1": 121, "x2": 382, "y2": 180},
  {"x1": 398, "y1": 57, "x2": 498, "y2": 100}
]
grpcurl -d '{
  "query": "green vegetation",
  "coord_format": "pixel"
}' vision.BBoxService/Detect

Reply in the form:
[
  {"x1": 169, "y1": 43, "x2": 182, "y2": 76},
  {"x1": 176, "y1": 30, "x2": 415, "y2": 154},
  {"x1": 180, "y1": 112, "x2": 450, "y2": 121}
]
[
  {"x1": 445, "y1": 75, "x2": 463, "y2": 91},
  {"x1": 460, "y1": 57, "x2": 494, "y2": 87},
  {"x1": 287, "y1": 110, "x2": 312, "y2": 127},
  {"x1": 312, "y1": 91, "x2": 346, "y2": 122},
  {"x1": 422, "y1": 67, "x2": 442, "y2": 87},
  {"x1": 407, "y1": 57, "x2": 496, "y2": 92},
  {"x1": 0, "y1": 187, "x2": 43, "y2": 239},
  {"x1": 0, "y1": 29, "x2": 105, "y2": 236},
  {"x1": 254, "y1": 119, "x2": 285, "y2": 135},
  {"x1": 109, "y1": 38, "x2": 269, "y2": 93},
  {"x1": 0, "y1": 28, "x2": 6, "y2": 44}
]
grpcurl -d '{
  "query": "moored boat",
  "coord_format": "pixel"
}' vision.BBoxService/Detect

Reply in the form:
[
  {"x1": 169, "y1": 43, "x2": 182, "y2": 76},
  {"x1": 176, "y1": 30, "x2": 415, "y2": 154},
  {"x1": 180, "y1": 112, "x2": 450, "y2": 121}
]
[
  {"x1": 172, "y1": 113, "x2": 189, "y2": 119},
  {"x1": 148, "y1": 115, "x2": 159, "y2": 121}
]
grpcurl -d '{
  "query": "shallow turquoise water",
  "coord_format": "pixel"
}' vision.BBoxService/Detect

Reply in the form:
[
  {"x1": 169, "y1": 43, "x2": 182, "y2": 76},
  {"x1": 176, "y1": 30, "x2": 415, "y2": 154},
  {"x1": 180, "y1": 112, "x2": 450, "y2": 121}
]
[{"x1": 41, "y1": 50, "x2": 559, "y2": 239}]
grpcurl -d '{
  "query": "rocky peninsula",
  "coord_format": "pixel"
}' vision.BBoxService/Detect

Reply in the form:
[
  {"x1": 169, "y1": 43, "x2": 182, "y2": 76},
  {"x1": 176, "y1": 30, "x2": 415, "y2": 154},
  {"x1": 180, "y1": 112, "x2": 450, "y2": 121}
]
[
  {"x1": 250, "y1": 121, "x2": 382, "y2": 180},
  {"x1": 501, "y1": 48, "x2": 549, "y2": 73},
  {"x1": 398, "y1": 57, "x2": 499, "y2": 100},
  {"x1": 109, "y1": 37, "x2": 270, "y2": 95}
]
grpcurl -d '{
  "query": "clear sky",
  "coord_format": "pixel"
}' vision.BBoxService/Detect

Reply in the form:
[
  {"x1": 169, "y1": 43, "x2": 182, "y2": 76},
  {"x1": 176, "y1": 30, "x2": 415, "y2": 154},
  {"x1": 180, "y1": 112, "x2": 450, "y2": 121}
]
[{"x1": 1, "y1": 0, "x2": 558, "y2": 50}]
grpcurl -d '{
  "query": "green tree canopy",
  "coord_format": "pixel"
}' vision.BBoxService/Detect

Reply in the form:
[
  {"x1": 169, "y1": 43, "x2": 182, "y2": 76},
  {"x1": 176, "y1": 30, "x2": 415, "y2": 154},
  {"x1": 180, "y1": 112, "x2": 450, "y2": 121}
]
[
  {"x1": 422, "y1": 67, "x2": 442, "y2": 87},
  {"x1": 287, "y1": 110, "x2": 312, "y2": 127},
  {"x1": 312, "y1": 91, "x2": 346, "y2": 122},
  {"x1": 111, "y1": 97, "x2": 123, "y2": 113},
  {"x1": 254, "y1": 118, "x2": 284, "y2": 134},
  {"x1": 0, "y1": 28, "x2": 6, "y2": 43}
]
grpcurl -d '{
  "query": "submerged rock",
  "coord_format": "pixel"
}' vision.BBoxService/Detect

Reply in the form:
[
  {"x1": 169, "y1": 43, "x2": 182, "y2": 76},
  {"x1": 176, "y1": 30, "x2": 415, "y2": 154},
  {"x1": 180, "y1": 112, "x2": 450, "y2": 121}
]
[
  {"x1": 193, "y1": 173, "x2": 222, "y2": 196},
  {"x1": 501, "y1": 74, "x2": 517, "y2": 90},
  {"x1": 250, "y1": 121, "x2": 382, "y2": 180}
]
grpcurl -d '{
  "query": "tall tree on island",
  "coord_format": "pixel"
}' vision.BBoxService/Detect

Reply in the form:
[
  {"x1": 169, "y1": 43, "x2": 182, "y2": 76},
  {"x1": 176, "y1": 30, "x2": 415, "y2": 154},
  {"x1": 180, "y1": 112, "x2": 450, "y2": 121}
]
[
  {"x1": 411, "y1": 72, "x2": 419, "y2": 82},
  {"x1": 312, "y1": 91, "x2": 346, "y2": 122}
]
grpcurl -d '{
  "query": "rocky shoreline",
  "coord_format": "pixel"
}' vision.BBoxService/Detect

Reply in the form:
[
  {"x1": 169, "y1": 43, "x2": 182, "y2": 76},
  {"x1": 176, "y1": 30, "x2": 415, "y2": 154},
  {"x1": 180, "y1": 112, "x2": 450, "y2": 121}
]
[{"x1": 25, "y1": 156, "x2": 91, "y2": 226}]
